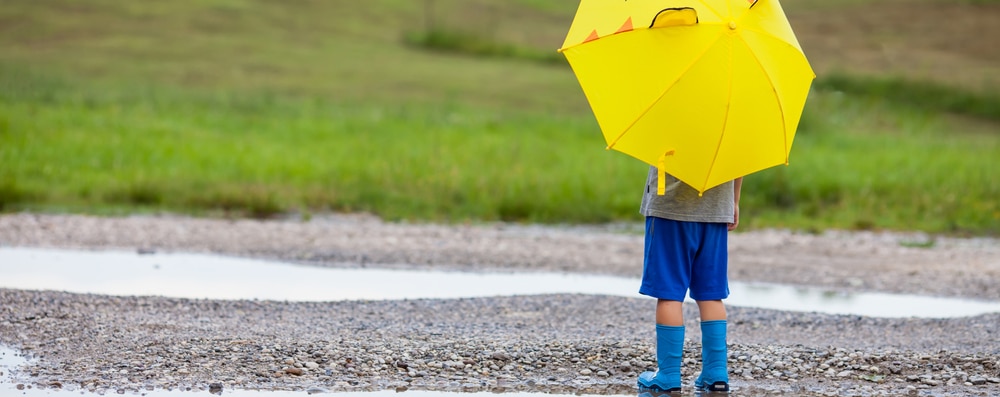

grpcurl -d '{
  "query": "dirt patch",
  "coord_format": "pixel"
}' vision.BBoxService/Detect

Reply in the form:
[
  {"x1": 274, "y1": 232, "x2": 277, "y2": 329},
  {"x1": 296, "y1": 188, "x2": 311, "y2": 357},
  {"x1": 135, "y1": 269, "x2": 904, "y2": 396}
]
[{"x1": 788, "y1": 0, "x2": 1000, "y2": 90}]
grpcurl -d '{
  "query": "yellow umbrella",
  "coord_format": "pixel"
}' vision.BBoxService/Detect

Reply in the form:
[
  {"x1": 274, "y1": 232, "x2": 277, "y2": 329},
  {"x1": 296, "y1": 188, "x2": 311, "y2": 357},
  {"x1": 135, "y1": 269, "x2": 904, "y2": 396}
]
[{"x1": 560, "y1": 0, "x2": 815, "y2": 195}]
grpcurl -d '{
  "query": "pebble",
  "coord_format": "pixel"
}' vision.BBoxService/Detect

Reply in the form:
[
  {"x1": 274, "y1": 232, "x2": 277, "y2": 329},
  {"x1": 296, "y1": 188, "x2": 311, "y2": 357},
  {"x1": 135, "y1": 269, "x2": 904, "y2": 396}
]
[
  {"x1": 1, "y1": 288, "x2": 997, "y2": 397},
  {"x1": 0, "y1": 214, "x2": 998, "y2": 397}
]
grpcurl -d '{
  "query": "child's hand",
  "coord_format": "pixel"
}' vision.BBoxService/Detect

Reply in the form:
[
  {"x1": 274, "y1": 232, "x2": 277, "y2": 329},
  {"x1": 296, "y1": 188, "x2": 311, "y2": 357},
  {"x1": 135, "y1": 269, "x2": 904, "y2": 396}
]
[
  {"x1": 728, "y1": 205, "x2": 740, "y2": 231},
  {"x1": 730, "y1": 177, "x2": 743, "y2": 231}
]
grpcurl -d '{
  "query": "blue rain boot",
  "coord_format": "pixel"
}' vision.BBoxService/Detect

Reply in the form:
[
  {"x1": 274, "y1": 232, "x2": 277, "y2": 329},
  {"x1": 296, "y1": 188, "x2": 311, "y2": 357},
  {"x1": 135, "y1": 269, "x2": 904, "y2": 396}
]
[
  {"x1": 637, "y1": 324, "x2": 683, "y2": 392},
  {"x1": 695, "y1": 320, "x2": 730, "y2": 392}
]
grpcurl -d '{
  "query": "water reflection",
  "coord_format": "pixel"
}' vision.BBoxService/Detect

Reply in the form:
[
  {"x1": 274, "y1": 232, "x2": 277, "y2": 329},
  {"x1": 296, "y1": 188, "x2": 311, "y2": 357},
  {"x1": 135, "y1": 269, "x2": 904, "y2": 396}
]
[
  {"x1": 0, "y1": 387, "x2": 631, "y2": 397},
  {"x1": 639, "y1": 388, "x2": 730, "y2": 397},
  {"x1": 0, "y1": 346, "x2": 26, "y2": 384},
  {"x1": 2, "y1": 247, "x2": 999, "y2": 318}
]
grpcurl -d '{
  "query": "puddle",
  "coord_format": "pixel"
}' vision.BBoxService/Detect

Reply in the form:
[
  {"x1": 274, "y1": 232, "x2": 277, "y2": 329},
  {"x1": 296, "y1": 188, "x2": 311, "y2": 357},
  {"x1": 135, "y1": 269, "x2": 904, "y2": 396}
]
[
  {"x1": 0, "y1": 345, "x2": 27, "y2": 385},
  {"x1": 1, "y1": 247, "x2": 999, "y2": 318}
]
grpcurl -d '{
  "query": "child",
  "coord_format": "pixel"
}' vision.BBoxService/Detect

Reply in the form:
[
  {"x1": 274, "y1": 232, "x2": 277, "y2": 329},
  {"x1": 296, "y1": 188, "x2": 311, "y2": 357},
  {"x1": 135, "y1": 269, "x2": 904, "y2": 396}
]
[{"x1": 636, "y1": 167, "x2": 742, "y2": 393}]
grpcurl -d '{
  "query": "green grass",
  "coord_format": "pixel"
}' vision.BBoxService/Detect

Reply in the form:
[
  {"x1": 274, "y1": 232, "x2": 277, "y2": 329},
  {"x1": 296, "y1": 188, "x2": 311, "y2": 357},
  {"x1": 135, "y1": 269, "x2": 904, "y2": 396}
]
[
  {"x1": 0, "y1": 0, "x2": 583, "y2": 113},
  {"x1": 0, "y1": 67, "x2": 641, "y2": 222},
  {"x1": 741, "y1": 88, "x2": 999, "y2": 235},
  {"x1": 1, "y1": 0, "x2": 998, "y2": 235},
  {"x1": 816, "y1": 73, "x2": 1000, "y2": 122},
  {"x1": 2, "y1": 68, "x2": 998, "y2": 234},
  {"x1": 404, "y1": 28, "x2": 565, "y2": 65}
]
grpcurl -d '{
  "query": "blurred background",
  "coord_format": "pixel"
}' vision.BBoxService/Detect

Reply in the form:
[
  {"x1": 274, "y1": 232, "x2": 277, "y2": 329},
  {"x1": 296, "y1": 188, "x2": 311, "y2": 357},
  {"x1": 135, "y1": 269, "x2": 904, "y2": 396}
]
[{"x1": 1, "y1": 0, "x2": 997, "y2": 235}]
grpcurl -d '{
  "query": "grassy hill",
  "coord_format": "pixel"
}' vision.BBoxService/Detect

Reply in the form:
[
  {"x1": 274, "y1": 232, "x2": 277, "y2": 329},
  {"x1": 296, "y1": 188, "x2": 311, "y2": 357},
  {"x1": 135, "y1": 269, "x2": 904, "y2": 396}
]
[{"x1": 1, "y1": 0, "x2": 998, "y2": 235}]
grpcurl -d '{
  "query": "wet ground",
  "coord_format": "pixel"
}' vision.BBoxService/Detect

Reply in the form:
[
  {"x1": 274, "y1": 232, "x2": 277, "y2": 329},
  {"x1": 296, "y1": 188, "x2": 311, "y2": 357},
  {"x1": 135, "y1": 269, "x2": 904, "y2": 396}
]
[
  {"x1": 2, "y1": 287, "x2": 999, "y2": 397},
  {"x1": 1, "y1": 214, "x2": 999, "y2": 396}
]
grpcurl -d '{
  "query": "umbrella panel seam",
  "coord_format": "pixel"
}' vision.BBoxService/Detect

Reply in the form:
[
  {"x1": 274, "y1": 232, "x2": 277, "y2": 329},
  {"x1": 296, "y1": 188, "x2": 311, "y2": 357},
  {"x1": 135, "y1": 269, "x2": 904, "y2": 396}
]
[
  {"x1": 699, "y1": 34, "x2": 737, "y2": 193},
  {"x1": 736, "y1": 32, "x2": 799, "y2": 163},
  {"x1": 740, "y1": 26, "x2": 806, "y2": 55},
  {"x1": 606, "y1": 30, "x2": 728, "y2": 151}
]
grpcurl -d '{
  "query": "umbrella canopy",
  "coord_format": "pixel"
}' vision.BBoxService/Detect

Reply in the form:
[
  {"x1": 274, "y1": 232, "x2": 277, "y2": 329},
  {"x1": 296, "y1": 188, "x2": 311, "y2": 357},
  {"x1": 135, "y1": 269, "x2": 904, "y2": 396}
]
[{"x1": 560, "y1": 0, "x2": 815, "y2": 195}]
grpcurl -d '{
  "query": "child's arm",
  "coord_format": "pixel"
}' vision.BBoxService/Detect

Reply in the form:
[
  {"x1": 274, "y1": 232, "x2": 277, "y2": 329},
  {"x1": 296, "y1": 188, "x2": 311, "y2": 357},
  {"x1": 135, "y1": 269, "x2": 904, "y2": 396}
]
[{"x1": 729, "y1": 177, "x2": 743, "y2": 231}]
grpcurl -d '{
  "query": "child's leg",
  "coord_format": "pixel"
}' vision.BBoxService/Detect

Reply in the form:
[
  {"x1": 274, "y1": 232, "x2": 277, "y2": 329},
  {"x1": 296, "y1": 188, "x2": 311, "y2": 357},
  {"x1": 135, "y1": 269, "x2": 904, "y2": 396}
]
[
  {"x1": 638, "y1": 217, "x2": 698, "y2": 392},
  {"x1": 687, "y1": 221, "x2": 730, "y2": 391},
  {"x1": 697, "y1": 300, "x2": 726, "y2": 321},
  {"x1": 695, "y1": 300, "x2": 729, "y2": 392},
  {"x1": 637, "y1": 299, "x2": 684, "y2": 392},
  {"x1": 656, "y1": 299, "x2": 684, "y2": 326}
]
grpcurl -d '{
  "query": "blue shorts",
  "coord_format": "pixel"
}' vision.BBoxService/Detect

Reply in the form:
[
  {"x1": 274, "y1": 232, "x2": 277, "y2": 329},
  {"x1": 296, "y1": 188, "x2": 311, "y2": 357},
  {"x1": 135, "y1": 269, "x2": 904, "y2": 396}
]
[{"x1": 639, "y1": 217, "x2": 730, "y2": 302}]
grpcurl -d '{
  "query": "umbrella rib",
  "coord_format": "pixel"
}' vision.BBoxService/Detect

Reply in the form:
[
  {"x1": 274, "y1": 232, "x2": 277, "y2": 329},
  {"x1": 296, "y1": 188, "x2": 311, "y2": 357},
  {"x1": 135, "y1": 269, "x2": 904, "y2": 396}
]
[
  {"x1": 699, "y1": 35, "x2": 736, "y2": 193},
  {"x1": 742, "y1": 26, "x2": 804, "y2": 54},
  {"x1": 737, "y1": 32, "x2": 791, "y2": 163},
  {"x1": 606, "y1": 30, "x2": 726, "y2": 150}
]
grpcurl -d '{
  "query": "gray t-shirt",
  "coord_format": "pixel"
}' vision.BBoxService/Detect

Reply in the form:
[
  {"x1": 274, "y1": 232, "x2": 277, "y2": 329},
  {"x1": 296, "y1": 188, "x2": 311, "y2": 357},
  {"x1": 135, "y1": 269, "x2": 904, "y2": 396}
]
[{"x1": 639, "y1": 166, "x2": 735, "y2": 224}]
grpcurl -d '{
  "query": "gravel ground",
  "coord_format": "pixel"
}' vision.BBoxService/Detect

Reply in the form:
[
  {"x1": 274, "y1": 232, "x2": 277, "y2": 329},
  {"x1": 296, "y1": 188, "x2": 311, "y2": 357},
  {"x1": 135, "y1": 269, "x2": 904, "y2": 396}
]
[{"x1": 1, "y1": 213, "x2": 999, "y2": 396}]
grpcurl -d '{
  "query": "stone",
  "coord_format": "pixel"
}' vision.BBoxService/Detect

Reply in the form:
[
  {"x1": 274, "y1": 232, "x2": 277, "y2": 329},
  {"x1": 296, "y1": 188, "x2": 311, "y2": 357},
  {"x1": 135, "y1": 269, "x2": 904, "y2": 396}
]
[{"x1": 920, "y1": 378, "x2": 940, "y2": 386}]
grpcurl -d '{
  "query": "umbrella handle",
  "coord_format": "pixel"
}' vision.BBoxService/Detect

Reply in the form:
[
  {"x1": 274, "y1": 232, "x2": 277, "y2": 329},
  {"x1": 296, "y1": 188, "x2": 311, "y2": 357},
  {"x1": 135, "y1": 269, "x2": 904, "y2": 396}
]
[
  {"x1": 656, "y1": 150, "x2": 676, "y2": 196},
  {"x1": 650, "y1": 8, "x2": 698, "y2": 29}
]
